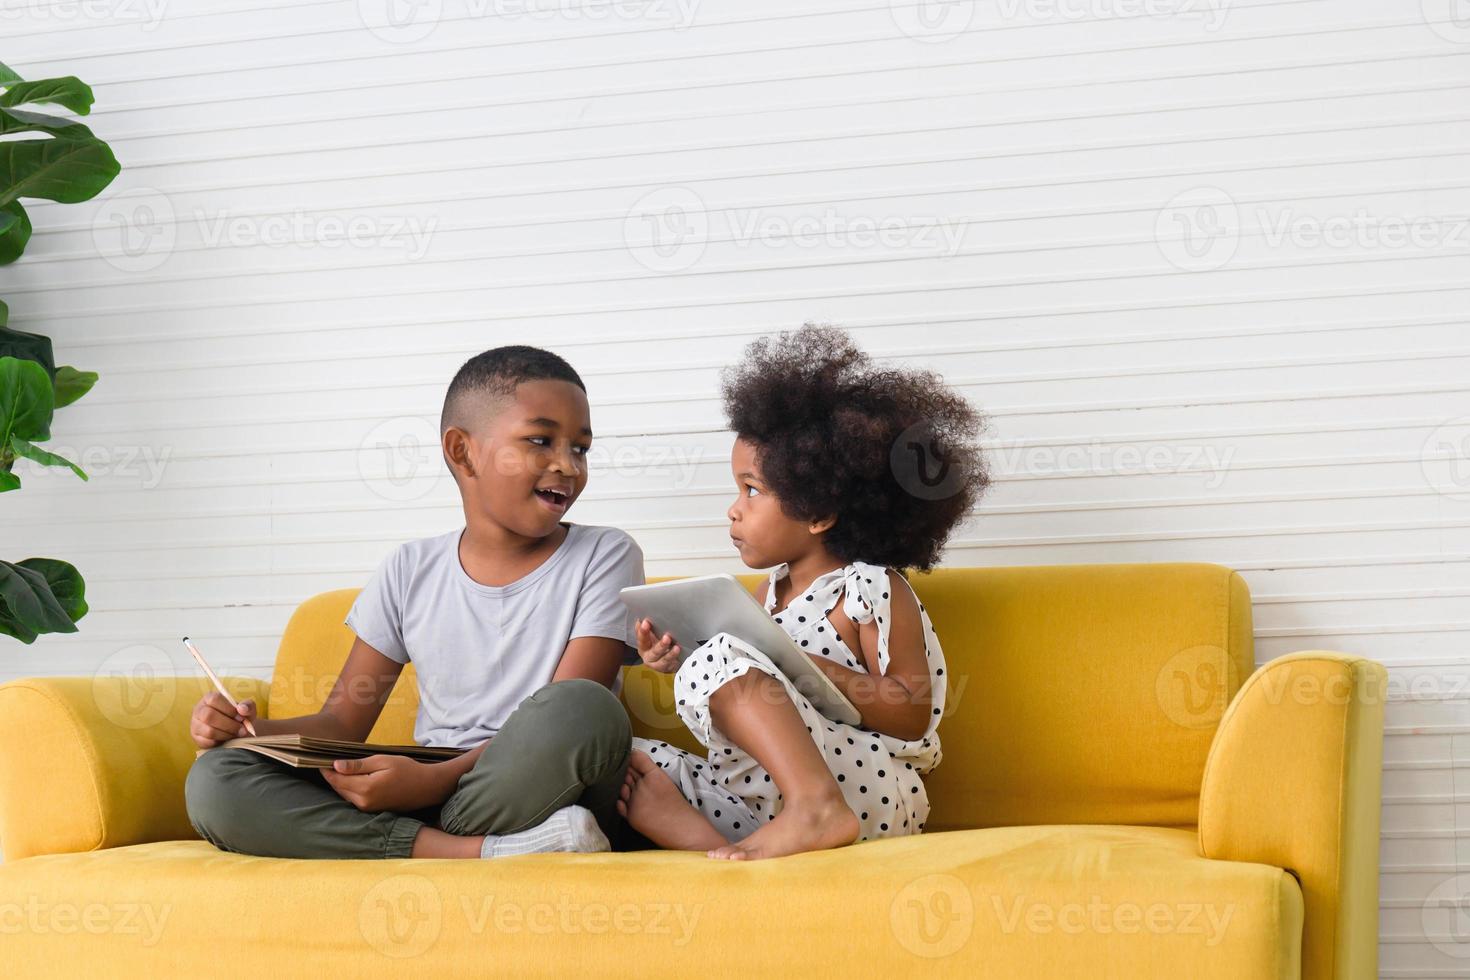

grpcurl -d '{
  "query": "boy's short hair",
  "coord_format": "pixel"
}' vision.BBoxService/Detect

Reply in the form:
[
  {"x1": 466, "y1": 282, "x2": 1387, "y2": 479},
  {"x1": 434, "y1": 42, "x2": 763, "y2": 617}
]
[{"x1": 440, "y1": 345, "x2": 586, "y2": 435}]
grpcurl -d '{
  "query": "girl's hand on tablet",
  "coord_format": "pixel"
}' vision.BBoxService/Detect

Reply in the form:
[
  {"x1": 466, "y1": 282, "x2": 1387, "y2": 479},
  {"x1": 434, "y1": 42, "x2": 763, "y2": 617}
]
[{"x1": 636, "y1": 617, "x2": 682, "y2": 673}]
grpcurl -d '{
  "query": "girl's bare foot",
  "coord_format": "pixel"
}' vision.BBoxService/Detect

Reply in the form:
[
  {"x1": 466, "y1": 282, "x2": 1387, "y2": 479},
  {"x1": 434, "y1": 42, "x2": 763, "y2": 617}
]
[
  {"x1": 617, "y1": 751, "x2": 729, "y2": 852},
  {"x1": 707, "y1": 791, "x2": 858, "y2": 861}
]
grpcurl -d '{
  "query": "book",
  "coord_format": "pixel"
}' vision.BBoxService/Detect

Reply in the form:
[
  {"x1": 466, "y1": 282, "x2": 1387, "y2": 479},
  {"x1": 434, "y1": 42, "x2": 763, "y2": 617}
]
[{"x1": 196, "y1": 734, "x2": 468, "y2": 769}]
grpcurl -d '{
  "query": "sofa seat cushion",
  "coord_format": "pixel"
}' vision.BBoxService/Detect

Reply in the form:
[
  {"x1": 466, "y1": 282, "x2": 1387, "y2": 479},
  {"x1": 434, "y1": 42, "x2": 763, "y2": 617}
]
[{"x1": 0, "y1": 824, "x2": 1300, "y2": 978}]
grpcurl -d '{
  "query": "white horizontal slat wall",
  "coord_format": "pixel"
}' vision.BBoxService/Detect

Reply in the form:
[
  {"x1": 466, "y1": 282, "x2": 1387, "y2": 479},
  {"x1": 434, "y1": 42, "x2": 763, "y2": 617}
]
[{"x1": 3, "y1": 0, "x2": 1469, "y2": 968}]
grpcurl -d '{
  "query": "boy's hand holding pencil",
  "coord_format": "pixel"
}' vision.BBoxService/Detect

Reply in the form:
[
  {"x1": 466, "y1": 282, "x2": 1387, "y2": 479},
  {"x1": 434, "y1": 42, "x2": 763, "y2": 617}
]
[
  {"x1": 183, "y1": 636, "x2": 261, "y2": 748},
  {"x1": 190, "y1": 691, "x2": 260, "y2": 748}
]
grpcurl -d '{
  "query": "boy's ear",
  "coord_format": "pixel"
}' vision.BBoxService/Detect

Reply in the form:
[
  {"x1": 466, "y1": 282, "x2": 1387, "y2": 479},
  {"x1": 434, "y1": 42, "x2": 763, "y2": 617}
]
[{"x1": 442, "y1": 427, "x2": 476, "y2": 478}]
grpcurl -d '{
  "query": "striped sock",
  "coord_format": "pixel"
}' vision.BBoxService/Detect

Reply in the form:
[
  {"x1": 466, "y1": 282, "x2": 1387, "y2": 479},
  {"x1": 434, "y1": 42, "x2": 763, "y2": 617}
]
[{"x1": 479, "y1": 805, "x2": 610, "y2": 858}]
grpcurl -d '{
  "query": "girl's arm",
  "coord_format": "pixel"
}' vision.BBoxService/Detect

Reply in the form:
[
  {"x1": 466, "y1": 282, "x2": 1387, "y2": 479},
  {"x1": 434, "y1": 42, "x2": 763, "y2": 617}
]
[{"x1": 800, "y1": 570, "x2": 935, "y2": 741}]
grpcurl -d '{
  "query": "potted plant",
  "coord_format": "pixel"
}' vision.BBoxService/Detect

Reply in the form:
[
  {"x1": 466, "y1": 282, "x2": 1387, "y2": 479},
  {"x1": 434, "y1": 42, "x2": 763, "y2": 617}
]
[{"x1": 1, "y1": 60, "x2": 118, "y2": 642}]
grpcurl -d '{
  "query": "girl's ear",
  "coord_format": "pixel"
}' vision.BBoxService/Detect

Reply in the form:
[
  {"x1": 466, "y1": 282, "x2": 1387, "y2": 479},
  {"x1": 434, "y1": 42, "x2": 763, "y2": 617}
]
[{"x1": 808, "y1": 514, "x2": 837, "y2": 535}]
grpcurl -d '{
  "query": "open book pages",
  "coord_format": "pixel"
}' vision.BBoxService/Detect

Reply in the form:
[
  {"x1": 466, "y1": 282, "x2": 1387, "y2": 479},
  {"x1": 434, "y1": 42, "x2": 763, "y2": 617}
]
[{"x1": 195, "y1": 734, "x2": 467, "y2": 769}]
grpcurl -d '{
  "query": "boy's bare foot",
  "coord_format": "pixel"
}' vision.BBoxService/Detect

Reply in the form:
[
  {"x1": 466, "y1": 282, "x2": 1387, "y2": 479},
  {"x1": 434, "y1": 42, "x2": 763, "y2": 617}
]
[
  {"x1": 706, "y1": 792, "x2": 858, "y2": 861},
  {"x1": 617, "y1": 751, "x2": 728, "y2": 852}
]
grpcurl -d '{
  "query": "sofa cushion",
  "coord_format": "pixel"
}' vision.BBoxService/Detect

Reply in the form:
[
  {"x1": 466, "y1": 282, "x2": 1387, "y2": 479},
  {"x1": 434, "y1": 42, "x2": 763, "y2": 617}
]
[
  {"x1": 268, "y1": 562, "x2": 1253, "y2": 831},
  {"x1": 0, "y1": 824, "x2": 1297, "y2": 978}
]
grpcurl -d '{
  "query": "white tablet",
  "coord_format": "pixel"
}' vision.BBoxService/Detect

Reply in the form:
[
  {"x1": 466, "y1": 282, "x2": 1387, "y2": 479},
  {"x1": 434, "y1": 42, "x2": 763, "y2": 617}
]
[{"x1": 619, "y1": 574, "x2": 863, "y2": 726}]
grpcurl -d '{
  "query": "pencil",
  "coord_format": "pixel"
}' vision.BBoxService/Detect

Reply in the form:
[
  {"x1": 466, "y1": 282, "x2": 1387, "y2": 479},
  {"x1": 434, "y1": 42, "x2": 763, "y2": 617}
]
[{"x1": 181, "y1": 636, "x2": 258, "y2": 737}]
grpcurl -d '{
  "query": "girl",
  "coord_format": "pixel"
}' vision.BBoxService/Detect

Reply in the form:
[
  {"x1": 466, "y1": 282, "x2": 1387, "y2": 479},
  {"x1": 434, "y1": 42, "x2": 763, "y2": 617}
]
[{"x1": 619, "y1": 324, "x2": 990, "y2": 860}]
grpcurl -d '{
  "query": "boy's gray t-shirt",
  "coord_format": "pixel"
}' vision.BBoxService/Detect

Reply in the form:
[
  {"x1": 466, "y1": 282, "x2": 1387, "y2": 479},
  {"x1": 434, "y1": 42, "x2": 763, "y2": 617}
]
[{"x1": 344, "y1": 522, "x2": 645, "y2": 749}]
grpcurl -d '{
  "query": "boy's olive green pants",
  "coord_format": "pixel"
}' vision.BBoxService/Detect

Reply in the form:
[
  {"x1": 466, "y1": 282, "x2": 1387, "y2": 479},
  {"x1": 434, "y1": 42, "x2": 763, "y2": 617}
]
[{"x1": 184, "y1": 678, "x2": 642, "y2": 858}]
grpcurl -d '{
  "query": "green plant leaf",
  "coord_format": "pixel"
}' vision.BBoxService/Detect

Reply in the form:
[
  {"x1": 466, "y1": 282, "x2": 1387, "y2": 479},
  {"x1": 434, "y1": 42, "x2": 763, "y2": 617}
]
[
  {"x1": 0, "y1": 355, "x2": 54, "y2": 445},
  {"x1": 0, "y1": 76, "x2": 95, "y2": 115},
  {"x1": 0, "y1": 135, "x2": 119, "y2": 207},
  {"x1": 0, "y1": 106, "x2": 95, "y2": 140},
  {"x1": 0, "y1": 199, "x2": 32, "y2": 265},
  {"x1": 17, "y1": 557, "x2": 87, "y2": 623},
  {"x1": 52, "y1": 365, "x2": 96, "y2": 407},
  {"x1": 0, "y1": 559, "x2": 82, "y2": 643},
  {"x1": 9, "y1": 435, "x2": 86, "y2": 481},
  {"x1": 0, "y1": 470, "x2": 18, "y2": 492},
  {"x1": 0, "y1": 63, "x2": 23, "y2": 86}
]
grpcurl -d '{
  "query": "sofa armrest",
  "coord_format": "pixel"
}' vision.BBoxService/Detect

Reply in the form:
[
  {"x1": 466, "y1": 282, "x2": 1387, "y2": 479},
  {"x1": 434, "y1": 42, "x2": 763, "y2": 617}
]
[
  {"x1": 0, "y1": 674, "x2": 272, "y2": 861},
  {"x1": 1198, "y1": 651, "x2": 1386, "y2": 980}
]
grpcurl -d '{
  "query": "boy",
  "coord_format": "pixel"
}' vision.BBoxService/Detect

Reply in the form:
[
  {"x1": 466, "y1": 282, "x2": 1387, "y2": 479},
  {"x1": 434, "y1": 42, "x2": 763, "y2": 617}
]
[{"x1": 184, "y1": 346, "x2": 644, "y2": 859}]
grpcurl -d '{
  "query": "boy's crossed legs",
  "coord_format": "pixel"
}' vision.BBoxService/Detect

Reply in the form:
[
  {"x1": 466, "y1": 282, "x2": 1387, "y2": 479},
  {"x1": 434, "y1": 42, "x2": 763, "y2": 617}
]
[{"x1": 185, "y1": 678, "x2": 633, "y2": 859}]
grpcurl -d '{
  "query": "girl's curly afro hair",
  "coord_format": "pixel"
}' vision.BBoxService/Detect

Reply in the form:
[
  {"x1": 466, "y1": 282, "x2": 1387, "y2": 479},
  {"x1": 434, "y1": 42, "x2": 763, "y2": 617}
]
[{"x1": 721, "y1": 324, "x2": 991, "y2": 573}]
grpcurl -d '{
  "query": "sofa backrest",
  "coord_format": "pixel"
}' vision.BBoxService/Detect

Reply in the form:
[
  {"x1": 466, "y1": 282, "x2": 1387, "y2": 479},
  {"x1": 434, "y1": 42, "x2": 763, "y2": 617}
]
[{"x1": 269, "y1": 561, "x2": 1252, "y2": 832}]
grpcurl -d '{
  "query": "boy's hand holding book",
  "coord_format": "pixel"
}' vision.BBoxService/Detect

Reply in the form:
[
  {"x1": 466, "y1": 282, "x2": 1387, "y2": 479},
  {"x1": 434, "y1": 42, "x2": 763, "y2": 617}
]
[{"x1": 320, "y1": 755, "x2": 449, "y2": 813}]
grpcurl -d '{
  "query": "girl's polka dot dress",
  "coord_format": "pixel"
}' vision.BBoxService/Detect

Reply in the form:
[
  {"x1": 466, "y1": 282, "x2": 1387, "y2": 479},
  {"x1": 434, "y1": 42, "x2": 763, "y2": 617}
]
[{"x1": 631, "y1": 559, "x2": 947, "y2": 844}]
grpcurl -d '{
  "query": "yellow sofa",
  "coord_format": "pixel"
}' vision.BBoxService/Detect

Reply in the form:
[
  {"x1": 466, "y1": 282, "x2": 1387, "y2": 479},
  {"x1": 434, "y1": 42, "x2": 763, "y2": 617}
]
[{"x1": 0, "y1": 562, "x2": 1384, "y2": 979}]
